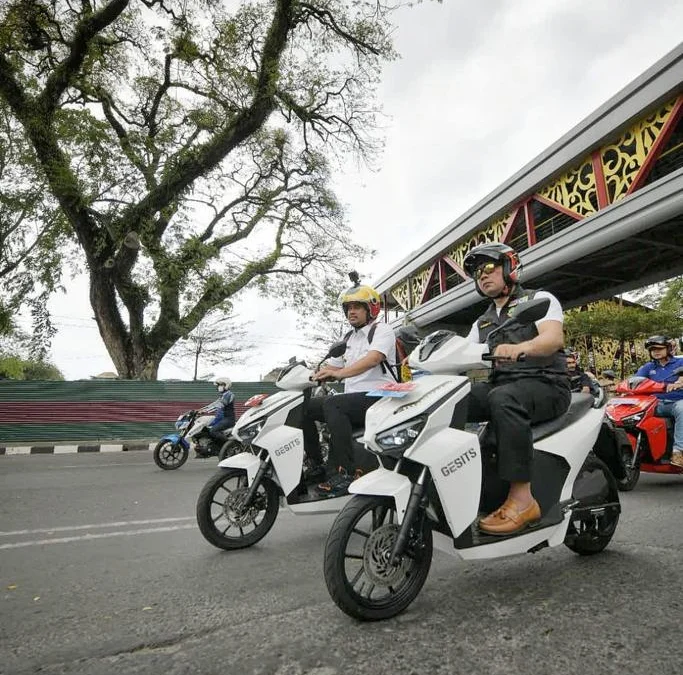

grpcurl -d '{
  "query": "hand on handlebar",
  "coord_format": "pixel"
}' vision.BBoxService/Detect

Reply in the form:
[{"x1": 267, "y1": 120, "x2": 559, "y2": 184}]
[
  {"x1": 311, "y1": 366, "x2": 342, "y2": 383},
  {"x1": 483, "y1": 343, "x2": 527, "y2": 362}
]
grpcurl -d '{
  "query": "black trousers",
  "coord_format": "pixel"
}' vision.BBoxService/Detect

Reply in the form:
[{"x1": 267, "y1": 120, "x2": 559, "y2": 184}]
[
  {"x1": 467, "y1": 377, "x2": 570, "y2": 483},
  {"x1": 302, "y1": 392, "x2": 376, "y2": 473}
]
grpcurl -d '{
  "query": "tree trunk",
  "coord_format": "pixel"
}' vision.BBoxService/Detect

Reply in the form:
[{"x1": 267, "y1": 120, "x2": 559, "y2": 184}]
[{"x1": 89, "y1": 272, "x2": 162, "y2": 379}]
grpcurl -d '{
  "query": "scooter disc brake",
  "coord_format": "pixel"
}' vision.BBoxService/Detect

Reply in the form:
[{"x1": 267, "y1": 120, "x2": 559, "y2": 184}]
[
  {"x1": 223, "y1": 488, "x2": 259, "y2": 527},
  {"x1": 363, "y1": 523, "x2": 409, "y2": 587}
]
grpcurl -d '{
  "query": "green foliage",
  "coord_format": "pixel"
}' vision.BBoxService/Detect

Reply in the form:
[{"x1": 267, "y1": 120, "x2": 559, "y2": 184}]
[
  {"x1": 0, "y1": 355, "x2": 64, "y2": 380},
  {"x1": 564, "y1": 300, "x2": 683, "y2": 343},
  {"x1": 0, "y1": 0, "x2": 407, "y2": 378}
]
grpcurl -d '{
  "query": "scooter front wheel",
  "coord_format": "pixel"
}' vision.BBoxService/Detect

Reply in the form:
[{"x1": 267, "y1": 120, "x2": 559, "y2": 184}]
[
  {"x1": 324, "y1": 495, "x2": 433, "y2": 621},
  {"x1": 196, "y1": 469, "x2": 279, "y2": 550},
  {"x1": 153, "y1": 440, "x2": 189, "y2": 470},
  {"x1": 616, "y1": 448, "x2": 640, "y2": 492}
]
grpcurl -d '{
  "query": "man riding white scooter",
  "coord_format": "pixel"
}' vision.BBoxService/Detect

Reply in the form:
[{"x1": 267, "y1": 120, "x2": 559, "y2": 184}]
[
  {"x1": 462, "y1": 243, "x2": 571, "y2": 535},
  {"x1": 302, "y1": 273, "x2": 397, "y2": 497}
]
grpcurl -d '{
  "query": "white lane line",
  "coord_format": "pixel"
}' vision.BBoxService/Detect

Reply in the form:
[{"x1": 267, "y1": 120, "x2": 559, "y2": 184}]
[
  {"x1": 53, "y1": 461, "x2": 151, "y2": 469},
  {"x1": 0, "y1": 524, "x2": 197, "y2": 550},
  {"x1": 0, "y1": 516, "x2": 195, "y2": 537}
]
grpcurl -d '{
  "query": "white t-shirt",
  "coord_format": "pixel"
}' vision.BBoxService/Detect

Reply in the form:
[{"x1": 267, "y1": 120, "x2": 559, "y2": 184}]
[
  {"x1": 467, "y1": 290, "x2": 564, "y2": 344},
  {"x1": 328, "y1": 322, "x2": 397, "y2": 393}
]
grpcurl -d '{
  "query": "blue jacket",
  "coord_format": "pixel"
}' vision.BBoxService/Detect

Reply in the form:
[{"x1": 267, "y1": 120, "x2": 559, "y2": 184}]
[
  {"x1": 635, "y1": 356, "x2": 683, "y2": 401},
  {"x1": 211, "y1": 390, "x2": 236, "y2": 425}
]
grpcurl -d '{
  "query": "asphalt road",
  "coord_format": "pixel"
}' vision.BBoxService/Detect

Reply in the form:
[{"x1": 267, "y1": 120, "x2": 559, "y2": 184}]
[{"x1": 0, "y1": 452, "x2": 681, "y2": 675}]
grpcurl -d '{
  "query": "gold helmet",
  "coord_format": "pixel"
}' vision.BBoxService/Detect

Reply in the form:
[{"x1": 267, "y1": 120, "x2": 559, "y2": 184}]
[{"x1": 339, "y1": 284, "x2": 381, "y2": 320}]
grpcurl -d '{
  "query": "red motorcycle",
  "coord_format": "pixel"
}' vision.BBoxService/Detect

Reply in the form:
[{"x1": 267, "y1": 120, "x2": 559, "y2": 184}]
[{"x1": 604, "y1": 373, "x2": 683, "y2": 491}]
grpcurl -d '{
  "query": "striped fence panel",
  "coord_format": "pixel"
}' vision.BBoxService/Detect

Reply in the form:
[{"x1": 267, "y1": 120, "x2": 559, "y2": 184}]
[{"x1": 0, "y1": 380, "x2": 279, "y2": 445}]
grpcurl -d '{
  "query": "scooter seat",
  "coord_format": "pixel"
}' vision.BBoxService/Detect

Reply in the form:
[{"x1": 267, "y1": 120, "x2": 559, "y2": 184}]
[{"x1": 531, "y1": 393, "x2": 594, "y2": 442}]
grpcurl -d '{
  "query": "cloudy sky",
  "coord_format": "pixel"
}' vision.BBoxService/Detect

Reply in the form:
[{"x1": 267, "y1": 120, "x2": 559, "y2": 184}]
[{"x1": 32, "y1": 0, "x2": 683, "y2": 381}]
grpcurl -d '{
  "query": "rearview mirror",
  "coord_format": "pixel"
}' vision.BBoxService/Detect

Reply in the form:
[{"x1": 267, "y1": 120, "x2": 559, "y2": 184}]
[
  {"x1": 326, "y1": 340, "x2": 347, "y2": 359},
  {"x1": 601, "y1": 369, "x2": 616, "y2": 380},
  {"x1": 487, "y1": 297, "x2": 550, "y2": 342},
  {"x1": 673, "y1": 366, "x2": 683, "y2": 376},
  {"x1": 509, "y1": 297, "x2": 551, "y2": 325}
]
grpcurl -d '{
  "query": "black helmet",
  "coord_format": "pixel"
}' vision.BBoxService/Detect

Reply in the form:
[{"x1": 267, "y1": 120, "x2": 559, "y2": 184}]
[
  {"x1": 644, "y1": 335, "x2": 673, "y2": 356},
  {"x1": 463, "y1": 242, "x2": 521, "y2": 297}
]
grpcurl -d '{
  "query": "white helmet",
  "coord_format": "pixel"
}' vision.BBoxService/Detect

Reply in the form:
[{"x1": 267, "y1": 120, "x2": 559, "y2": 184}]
[{"x1": 214, "y1": 376, "x2": 232, "y2": 390}]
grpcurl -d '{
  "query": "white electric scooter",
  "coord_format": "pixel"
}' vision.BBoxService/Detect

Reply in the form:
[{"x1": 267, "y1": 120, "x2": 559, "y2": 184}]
[
  {"x1": 323, "y1": 298, "x2": 621, "y2": 621},
  {"x1": 195, "y1": 342, "x2": 372, "y2": 550}
]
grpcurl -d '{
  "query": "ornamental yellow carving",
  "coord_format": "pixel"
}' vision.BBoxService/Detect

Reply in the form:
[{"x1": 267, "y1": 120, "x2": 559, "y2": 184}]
[
  {"x1": 410, "y1": 266, "x2": 435, "y2": 308},
  {"x1": 391, "y1": 279, "x2": 412, "y2": 311},
  {"x1": 447, "y1": 214, "x2": 510, "y2": 270},
  {"x1": 601, "y1": 99, "x2": 676, "y2": 203},
  {"x1": 538, "y1": 158, "x2": 598, "y2": 216}
]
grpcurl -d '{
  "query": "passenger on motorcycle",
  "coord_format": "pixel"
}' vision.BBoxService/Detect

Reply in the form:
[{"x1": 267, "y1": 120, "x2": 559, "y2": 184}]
[
  {"x1": 566, "y1": 350, "x2": 598, "y2": 393},
  {"x1": 635, "y1": 336, "x2": 683, "y2": 468},
  {"x1": 207, "y1": 376, "x2": 236, "y2": 443},
  {"x1": 302, "y1": 277, "x2": 396, "y2": 497},
  {"x1": 462, "y1": 243, "x2": 571, "y2": 535}
]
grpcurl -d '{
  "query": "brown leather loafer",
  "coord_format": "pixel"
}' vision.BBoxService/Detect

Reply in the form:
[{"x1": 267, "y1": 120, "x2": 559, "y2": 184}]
[{"x1": 478, "y1": 498, "x2": 541, "y2": 536}]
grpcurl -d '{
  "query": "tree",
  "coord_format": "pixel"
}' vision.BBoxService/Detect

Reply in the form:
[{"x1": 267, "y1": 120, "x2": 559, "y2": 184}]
[
  {"x1": 564, "y1": 299, "x2": 683, "y2": 378},
  {"x1": 0, "y1": 0, "x2": 407, "y2": 379},
  {"x1": 165, "y1": 310, "x2": 253, "y2": 380}
]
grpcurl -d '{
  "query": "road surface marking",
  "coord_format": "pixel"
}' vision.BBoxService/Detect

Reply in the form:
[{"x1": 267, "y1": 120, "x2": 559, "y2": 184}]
[{"x1": 0, "y1": 516, "x2": 195, "y2": 537}]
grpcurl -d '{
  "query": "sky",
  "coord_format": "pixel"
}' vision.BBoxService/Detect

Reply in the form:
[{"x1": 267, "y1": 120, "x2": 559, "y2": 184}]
[{"x1": 22, "y1": 0, "x2": 683, "y2": 381}]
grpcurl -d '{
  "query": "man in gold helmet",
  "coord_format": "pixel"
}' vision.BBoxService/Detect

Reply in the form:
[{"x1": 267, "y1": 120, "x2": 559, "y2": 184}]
[{"x1": 302, "y1": 274, "x2": 396, "y2": 497}]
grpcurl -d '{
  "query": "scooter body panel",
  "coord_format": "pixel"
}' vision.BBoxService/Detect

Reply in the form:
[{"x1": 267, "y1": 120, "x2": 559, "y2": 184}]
[
  {"x1": 218, "y1": 452, "x2": 261, "y2": 485},
  {"x1": 349, "y1": 468, "x2": 412, "y2": 523}
]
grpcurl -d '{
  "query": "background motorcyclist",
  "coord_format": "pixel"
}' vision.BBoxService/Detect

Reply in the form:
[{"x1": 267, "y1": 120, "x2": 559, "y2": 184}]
[
  {"x1": 463, "y1": 243, "x2": 571, "y2": 535},
  {"x1": 302, "y1": 275, "x2": 396, "y2": 497},
  {"x1": 207, "y1": 376, "x2": 236, "y2": 444},
  {"x1": 566, "y1": 350, "x2": 598, "y2": 393},
  {"x1": 635, "y1": 336, "x2": 683, "y2": 468}
]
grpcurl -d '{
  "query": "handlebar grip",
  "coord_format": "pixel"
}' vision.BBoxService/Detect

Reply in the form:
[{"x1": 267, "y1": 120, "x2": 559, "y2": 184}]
[{"x1": 482, "y1": 353, "x2": 527, "y2": 362}]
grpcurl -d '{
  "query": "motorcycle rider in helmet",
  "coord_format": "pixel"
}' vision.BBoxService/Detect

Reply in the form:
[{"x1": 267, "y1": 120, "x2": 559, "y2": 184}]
[
  {"x1": 302, "y1": 274, "x2": 396, "y2": 497},
  {"x1": 207, "y1": 376, "x2": 236, "y2": 444},
  {"x1": 635, "y1": 336, "x2": 683, "y2": 468},
  {"x1": 566, "y1": 350, "x2": 598, "y2": 394},
  {"x1": 462, "y1": 243, "x2": 571, "y2": 535}
]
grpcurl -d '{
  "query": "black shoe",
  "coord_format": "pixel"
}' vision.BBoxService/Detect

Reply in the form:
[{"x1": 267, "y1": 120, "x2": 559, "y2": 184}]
[
  {"x1": 302, "y1": 464, "x2": 326, "y2": 482},
  {"x1": 316, "y1": 468, "x2": 354, "y2": 497}
]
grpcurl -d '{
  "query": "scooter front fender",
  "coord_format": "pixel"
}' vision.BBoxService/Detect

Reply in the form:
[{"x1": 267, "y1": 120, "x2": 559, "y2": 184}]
[
  {"x1": 218, "y1": 452, "x2": 261, "y2": 486},
  {"x1": 349, "y1": 468, "x2": 412, "y2": 524},
  {"x1": 159, "y1": 434, "x2": 190, "y2": 450}
]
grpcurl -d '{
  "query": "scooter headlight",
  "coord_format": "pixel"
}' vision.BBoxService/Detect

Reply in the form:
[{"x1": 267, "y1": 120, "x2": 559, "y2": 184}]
[
  {"x1": 374, "y1": 416, "x2": 426, "y2": 457},
  {"x1": 238, "y1": 419, "x2": 265, "y2": 442},
  {"x1": 620, "y1": 411, "x2": 645, "y2": 427}
]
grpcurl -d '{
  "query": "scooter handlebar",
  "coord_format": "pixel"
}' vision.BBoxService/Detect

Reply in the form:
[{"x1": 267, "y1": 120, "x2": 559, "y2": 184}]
[{"x1": 482, "y1": 353, "x2": 527, "y2": 362}]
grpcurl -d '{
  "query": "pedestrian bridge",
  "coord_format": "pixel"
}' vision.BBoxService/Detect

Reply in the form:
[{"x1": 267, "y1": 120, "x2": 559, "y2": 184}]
[{"x1": 375, "y1": 44, "x2": 683, "y2": 332}]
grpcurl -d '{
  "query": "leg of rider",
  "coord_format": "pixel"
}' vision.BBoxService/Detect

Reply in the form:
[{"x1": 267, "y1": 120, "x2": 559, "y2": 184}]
[
  {"x1": 479, "y1": 379, "x2": 570, "y2": 531},
  {"x1": 209, "y1": 417, "x2": 233, "y2": 442},
  {"x1": 302, "y1": 396, "x2": 326, "y2": 468},
  {"x1": 658, "y1": 399, "x2": 683, "y2": 460},
  {"x1": 322, "y1": 392, "x2": 376, "y2": 473}
]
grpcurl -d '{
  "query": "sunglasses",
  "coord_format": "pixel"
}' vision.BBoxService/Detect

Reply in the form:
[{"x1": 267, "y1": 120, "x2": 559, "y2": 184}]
[{"x1": 474, "y1": 262, "x2": 500, "y2": 279}]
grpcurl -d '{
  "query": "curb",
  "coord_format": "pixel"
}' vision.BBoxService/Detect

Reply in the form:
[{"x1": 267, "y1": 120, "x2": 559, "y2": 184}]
[{"x1": 0, "y1": 442, "x2": 155, "y2": 456}]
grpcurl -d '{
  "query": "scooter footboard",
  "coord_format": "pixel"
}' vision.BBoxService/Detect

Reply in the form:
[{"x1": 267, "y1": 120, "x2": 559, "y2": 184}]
[
  {"x1": 218, "y1": 452, "x2": 261, "y2": 486},
  {"x1": 349, "y1": 468, "x2": 412, "y2": 524}
]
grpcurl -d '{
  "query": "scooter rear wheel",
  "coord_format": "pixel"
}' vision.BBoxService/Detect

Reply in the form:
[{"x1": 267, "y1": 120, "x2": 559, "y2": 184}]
[
  {"x1": 153, "y1": 440, "x2": 189, "y2": 470},
  {"x1": 324, "y1": 495, "x2": 433, "y2": 621},
  {"x1": 196, "y1": 469, "x2": 279, "y2": 550},
  {"x1": 565, "y1": 455, "x2": 620, "y2": 555},
  {"x1": 217, "y1": 439, "x2": 244, "y2": 462}
]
